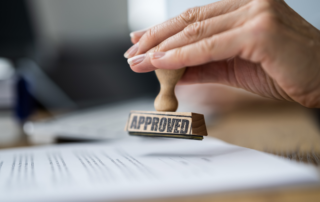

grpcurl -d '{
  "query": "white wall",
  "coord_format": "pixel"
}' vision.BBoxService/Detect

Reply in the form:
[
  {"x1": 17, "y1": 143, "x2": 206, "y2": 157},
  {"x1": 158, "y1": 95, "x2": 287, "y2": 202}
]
[
  {"x1": 128, "y1": 0, "x2": 167, "y2": 31},
  {"x1": 128, "y1": 0, "x2": 219, "y2": 31}
]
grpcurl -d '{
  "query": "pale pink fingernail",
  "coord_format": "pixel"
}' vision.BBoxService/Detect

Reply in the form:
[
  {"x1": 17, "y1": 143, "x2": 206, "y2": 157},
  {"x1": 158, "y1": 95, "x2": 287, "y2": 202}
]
[
  {"x1": 130, "y1": 30, "x2": 147, "y2": 38},
  {"x1": 124, "y1": 42, "x2": 139, "y2": 58},
  {"x1": 128, "y1": 54, "x2": 146, "y2": 66},
  {"x1": 149, "y1": 52, "x2": 166, "y2": 59}
]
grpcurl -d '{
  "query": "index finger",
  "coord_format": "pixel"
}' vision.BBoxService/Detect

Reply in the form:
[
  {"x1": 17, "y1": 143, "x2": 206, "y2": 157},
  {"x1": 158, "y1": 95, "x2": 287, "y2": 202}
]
[
  {"x1": 149, "y1": 26, "x2": 247, "y2": 70},
  {"x1": 134, "y1": 0, "x2": 251, "y2": 56}
]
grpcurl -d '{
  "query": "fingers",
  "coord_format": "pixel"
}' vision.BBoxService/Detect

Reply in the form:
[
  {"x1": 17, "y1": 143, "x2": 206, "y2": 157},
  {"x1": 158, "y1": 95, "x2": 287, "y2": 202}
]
[
  {"x1": 149, "y1": 27, "x2": 247, "y2": 70},
  {"x1": 128, "y1": 53, "x2": 156, "y2": 73},
  {"x1": 130, "y1": 29, "x2": 148, "y2": 44},
  {"x1": 129, "y1": 4, "x2": 252, "y2": 72},
  {"x1": 125, "y1": 29, "x2": 148, "y2": 57},
  {"x1": 152, "y1": 5, "x2": 251, "y2": 53},
  {"x1": 124, "y1": 42, "x2": 139, "y2": 58},
  {"x1": 130, "y1": 0, "x2": 251, "y2": 57}
]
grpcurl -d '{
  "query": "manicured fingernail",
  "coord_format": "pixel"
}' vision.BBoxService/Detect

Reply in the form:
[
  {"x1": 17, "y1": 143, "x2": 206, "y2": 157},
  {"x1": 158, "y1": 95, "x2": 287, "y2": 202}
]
[
  {"x1": 128, "y1": 54, "x2": 146, "y2": 66},
  {"x1": 129, "y1": 32, "x2": 136, "y2": 38},
  {"x1": 149, "y1": 52, "x2": 166, "y2": 59},
  {"x1": 124, "y1": 42, "x2": 139, "y2": 58},
  {"x1": 130, "y1": 30, "x2": 147, "y2": 38}
]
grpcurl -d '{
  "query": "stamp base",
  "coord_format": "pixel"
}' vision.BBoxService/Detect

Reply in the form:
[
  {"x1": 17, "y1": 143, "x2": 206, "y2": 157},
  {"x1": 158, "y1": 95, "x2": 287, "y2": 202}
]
[{"x1": 129, "y1": 132, "x2": 203, "y2": 140}]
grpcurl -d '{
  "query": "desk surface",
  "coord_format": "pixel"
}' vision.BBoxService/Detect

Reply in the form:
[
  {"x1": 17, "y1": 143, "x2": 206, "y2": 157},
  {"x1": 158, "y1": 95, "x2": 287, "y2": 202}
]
[
  {"x1": 1, "y1": 100, "x2": 320, "y2": 201},
  {"x1": 131, "y1": 101, "x2": 320, "y2": 202}
]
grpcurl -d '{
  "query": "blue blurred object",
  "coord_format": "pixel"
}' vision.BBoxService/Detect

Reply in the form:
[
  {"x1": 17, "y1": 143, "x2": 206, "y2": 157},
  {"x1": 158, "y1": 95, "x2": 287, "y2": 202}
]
[{"x1": 15, "y1": 76, "x2": 35, "y2": 122}]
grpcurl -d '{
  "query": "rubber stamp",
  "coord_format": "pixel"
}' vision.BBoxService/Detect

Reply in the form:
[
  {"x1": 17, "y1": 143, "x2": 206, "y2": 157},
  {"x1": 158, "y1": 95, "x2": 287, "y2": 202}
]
[{"x1": 125, "y1": 68, "x2": 208, "y2": 140}]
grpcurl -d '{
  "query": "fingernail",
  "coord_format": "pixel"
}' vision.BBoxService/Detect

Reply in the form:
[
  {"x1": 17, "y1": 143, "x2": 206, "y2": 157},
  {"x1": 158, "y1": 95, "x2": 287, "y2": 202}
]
[
  {"x1": 124, "y1": 42, "x2": 139, "y2": 58},
  {"x1": 130, "y1": 30, "x2": 147, "y2": 38},
  {"x1": 149, "y1": 52, "x2": 166, "y2": 59},
  {"x1": 128, "y1": 54, "x2": 146, "y2": 66},
  {"x1": 129, "y1": 32, "x2": 135, "y2": 38}
]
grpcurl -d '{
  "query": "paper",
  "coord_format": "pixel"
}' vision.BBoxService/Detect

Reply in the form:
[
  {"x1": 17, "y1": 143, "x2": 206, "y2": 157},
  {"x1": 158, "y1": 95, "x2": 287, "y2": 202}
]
[{"x1": 0, "y1": 137, "x2": 318, "y2": 202}]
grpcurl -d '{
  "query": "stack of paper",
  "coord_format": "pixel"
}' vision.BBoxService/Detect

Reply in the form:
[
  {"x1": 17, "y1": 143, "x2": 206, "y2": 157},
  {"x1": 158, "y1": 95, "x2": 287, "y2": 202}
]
[{"x1": 0, "y1": 137, "x2": 318, "y2": 202}]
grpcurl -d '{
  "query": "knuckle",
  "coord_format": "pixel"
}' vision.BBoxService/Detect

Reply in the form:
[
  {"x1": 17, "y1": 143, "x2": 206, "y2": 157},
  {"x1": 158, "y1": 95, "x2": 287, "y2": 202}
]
[
  {"x1": 144, "y1": 26, "x2": 159, "y2": 41},
  {"x1": 183, "y1": 22, "x2": 203, "y2": 41},
  {"x1": 258, "y1": 13, "x2": 277, "y2": 30},
  {"x1": 250, "y1": 0, "x2": 276, "y2": 14},
  {"x1": 153, "y1": 40, "x2": 168, "y2": 52},
  {"x1": 179, "y1": 7, "x2": 201, "y2": 25},
  {"x1": 249, "y1": 12, "x2": 279, "y2": 40},
  {"x1": 199, "y1": 38, "x2": 216, "y2": 60},
  {"x1": 287, "y1": 87, "x2": 320, "y2": 108},
  {"x1": 153, "y1": 45, "x2": 161, "y2": 52},
  {"x1": 298, "y1": 96, "x2": 319, "y2": 108}
]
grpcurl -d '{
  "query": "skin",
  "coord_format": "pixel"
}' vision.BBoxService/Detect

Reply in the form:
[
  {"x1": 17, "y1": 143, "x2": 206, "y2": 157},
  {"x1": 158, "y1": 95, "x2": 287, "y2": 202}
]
[{"x1": 125, "y1": 0, "x2": 320, "y2": 108}]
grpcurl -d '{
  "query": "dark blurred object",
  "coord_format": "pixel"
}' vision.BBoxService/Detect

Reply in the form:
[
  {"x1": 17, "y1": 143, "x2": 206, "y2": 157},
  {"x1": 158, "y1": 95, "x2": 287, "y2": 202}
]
[
  {"x1": 0, "y1": 0, "x2": 35, "y2": 62},
  {"x1": 31, "y1": 0, "x2": 159, "y2": 109},
  {"x1": 16, "y1": 59, "x2": 77, "y2": 122},
  {"x1": 0, "y1": 0, "x2": 36, "y2": 113},
  {"x1": 0, "y1": 0, "x2": 158, "y2": 120},
  {"x1": 46, "y1": 44, "x2": 158, "y2": 108},
  {"x1": 15, "y1": 76, "x2": 35, "y2": 122},
  {"x1": 314, "y1": 108, "x2": 320, "y2": 128}
]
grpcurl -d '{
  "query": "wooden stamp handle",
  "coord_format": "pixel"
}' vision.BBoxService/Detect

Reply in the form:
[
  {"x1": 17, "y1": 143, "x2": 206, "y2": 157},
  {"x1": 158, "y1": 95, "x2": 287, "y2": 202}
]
[{"x1": 154, "y1": 68, "x2": 186, "y2": 112}]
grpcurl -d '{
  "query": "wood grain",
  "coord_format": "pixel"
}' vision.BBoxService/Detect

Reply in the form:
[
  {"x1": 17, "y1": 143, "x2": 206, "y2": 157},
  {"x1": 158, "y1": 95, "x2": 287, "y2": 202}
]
[
  {"x1": 154, "y1": 68, "x2": 186, "y2": 112},
  {"x1": 128, "y1": 186, "x2": 320, "y2": 202}
]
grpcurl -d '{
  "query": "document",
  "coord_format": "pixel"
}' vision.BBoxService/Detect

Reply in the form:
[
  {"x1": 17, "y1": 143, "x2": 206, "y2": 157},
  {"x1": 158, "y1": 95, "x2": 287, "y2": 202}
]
[{"x1": 0, "y1": 137, "x2": 318, "y2": 202}]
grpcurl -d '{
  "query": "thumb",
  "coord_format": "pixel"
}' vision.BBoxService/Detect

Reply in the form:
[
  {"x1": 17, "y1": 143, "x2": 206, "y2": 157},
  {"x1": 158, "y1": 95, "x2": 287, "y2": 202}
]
[{"x1": 177, "y1": 61, "x2": 237, "y2": 86}]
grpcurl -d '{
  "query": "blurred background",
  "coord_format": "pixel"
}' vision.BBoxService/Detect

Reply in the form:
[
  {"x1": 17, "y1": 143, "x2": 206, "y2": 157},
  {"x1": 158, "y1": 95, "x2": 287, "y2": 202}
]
[
  {"x1": 0, "y1": 0, "x2": 320, "y2": 147},
  {"x1": 1, "y1": 2, "x2": 320, "y2": 202}
]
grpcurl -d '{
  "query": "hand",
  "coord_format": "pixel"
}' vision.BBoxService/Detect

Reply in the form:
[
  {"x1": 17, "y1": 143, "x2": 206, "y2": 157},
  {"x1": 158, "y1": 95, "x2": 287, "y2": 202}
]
[{"x1": 124, "y1": 0, "x2": 320, "y2": 108}]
